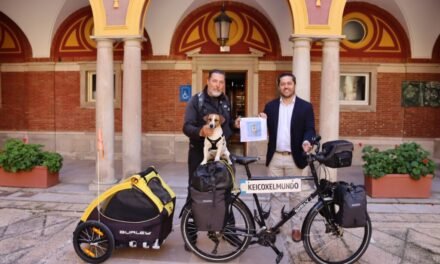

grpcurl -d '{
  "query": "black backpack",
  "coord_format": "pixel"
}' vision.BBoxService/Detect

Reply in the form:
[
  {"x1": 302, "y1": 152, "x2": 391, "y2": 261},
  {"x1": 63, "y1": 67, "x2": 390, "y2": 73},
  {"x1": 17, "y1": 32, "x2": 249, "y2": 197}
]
[
  {"x1": 190, "y1": 161, "x2": 234, "y2": 231},
  {"x1": 333, "y1": 182, "x2": 367, "y2": 228},
  {"x1": 191, "y1": 160, "x2": 234, "y2": 192}
]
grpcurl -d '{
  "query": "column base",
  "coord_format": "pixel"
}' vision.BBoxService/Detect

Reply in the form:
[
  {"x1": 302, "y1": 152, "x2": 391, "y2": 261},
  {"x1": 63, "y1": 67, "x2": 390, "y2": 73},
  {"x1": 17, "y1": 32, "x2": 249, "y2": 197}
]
[{"x1": 88, "y1": 179, "x2": 118, "y2": 191}]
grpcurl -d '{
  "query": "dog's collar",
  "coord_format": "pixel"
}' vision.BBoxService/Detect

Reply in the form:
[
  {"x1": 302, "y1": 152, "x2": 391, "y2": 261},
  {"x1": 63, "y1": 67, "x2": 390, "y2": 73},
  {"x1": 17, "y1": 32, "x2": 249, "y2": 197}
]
[{"x1": 208, "y1": 134, "x2": 224, "y2": 151}]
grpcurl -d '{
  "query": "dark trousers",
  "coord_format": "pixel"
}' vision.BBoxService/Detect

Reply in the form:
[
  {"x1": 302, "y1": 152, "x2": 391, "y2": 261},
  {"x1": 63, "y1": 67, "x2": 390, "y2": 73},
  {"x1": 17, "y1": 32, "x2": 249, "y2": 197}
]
[{"x1": 185, "y1": 144, "x2": 204, "y2": 205}]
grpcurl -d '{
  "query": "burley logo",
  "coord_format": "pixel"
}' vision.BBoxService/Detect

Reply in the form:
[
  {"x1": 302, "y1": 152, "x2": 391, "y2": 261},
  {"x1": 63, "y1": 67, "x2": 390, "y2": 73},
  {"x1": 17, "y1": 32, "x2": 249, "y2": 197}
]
[
  {"x1": 239, "y1": 177, "x2": 301, "y2": 194},
  {"x1": 119, "y1": 230, "x2": 152, "y2": 236}
]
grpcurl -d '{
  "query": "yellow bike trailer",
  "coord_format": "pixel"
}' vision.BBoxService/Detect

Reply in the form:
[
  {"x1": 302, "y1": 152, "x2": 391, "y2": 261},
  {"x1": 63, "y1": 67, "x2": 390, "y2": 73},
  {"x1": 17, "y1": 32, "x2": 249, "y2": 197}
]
[{"x1": 72, "y1": 167, "x2": 176, "y2": 263}]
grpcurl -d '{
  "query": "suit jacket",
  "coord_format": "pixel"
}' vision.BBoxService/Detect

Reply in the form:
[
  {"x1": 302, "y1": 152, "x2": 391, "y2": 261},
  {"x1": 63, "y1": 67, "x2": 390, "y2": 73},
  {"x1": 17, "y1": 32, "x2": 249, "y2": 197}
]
[{"x1": 264, "y1": 96, "x2": 316, "y2": 168}]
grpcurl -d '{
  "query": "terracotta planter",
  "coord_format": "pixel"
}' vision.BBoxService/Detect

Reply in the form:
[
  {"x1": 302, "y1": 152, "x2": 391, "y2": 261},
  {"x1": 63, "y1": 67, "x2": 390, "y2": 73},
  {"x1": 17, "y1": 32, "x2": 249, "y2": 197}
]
[
  {"x1": 364, "y1": 174, "x2": 433, "y2": 198},
  {"x1": 0, "y1": 166, "x2": 59, "y2": 188}
]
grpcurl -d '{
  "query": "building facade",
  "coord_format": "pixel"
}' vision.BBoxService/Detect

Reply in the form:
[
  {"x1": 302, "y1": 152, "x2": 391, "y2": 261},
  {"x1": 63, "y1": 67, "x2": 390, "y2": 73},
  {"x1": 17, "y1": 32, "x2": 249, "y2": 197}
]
[{"x1": 1, "y1": 0, "x2": 439, "y2": 183}]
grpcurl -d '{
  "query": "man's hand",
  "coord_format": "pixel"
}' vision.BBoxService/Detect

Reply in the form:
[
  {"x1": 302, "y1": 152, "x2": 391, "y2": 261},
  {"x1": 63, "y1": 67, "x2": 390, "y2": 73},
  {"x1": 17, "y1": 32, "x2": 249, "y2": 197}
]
[
  {"x1": 199, "y1": 125, "x2": 214, "y2": 137},
  {"x1": 258, "y1": 112, "x2": 267, "y2": 119},
  {"x1": 234, "y1": 116, "x2": 241, "y2": 128},
  {"x1": 302, "y1": 140, "x2": 312, "y2": 153}
]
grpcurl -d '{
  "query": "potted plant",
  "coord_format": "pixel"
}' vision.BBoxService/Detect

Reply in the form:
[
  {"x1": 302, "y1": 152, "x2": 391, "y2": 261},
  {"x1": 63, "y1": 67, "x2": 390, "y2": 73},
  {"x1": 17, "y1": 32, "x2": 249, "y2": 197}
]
[
  {"x1": 362, "y1": 142, "x2": 436, "y2": 198},
  {"x1": 0, "y1": 139, "x2": 63, "y2": 188}
]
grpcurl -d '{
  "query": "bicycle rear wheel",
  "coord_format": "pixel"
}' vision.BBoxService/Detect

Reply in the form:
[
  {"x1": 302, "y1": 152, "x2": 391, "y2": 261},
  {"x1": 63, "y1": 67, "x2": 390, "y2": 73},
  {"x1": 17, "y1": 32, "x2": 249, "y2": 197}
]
[
  {"x1": 303, "y1": 202, "x2": 372, "y2": 264},
  {"x1": 181, "y1": 198, "x2": 255, "y2": 262}
]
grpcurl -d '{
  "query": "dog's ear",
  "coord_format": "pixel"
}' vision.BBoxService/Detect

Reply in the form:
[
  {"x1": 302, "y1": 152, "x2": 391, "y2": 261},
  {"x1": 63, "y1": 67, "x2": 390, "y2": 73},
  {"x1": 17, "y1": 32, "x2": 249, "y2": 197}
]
[
  {"x1": 203, "y1": 114, "x2": 210, "y2": 123},
  {"x1": 219, "y1": 115, "x2": 225, "y2": 124}
]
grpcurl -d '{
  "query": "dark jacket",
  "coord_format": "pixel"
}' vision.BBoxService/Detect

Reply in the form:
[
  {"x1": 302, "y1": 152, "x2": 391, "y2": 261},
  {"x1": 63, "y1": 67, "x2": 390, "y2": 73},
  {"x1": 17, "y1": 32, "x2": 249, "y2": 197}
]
[
  {"x1": 182, "y1": 88, "x2": 233, "y2": 148},
  {"x1": 264, "y1": 96, "x2": 316, "y2": 169}
]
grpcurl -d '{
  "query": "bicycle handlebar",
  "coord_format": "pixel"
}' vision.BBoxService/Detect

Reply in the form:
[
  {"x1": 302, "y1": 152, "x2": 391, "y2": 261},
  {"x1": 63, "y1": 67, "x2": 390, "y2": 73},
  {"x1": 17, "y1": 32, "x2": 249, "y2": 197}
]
[{"x1": 307, "y1": 135, "x2": 327, "y2": 164}]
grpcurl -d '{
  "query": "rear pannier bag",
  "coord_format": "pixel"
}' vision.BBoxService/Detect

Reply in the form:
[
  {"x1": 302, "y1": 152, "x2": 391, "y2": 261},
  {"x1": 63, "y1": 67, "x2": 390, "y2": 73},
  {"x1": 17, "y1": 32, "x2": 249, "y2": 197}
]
[
  {"x1": 100, "y1": 167, "x2": 176, "y2": 247},
  {"x1": 190, "y1": 187, "x2": 230, "y2": 231},
  {"x1": 321, "y1": 140, "x2": 354, "y2": 168},
  {"x1": 334, "y1": 182, "x2": 367, "y2": 228}
]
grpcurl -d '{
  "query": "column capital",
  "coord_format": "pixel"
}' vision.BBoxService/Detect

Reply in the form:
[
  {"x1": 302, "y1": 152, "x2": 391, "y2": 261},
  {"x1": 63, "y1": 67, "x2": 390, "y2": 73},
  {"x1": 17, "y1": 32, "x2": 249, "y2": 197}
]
[
  {"x1": 123, "y1": 35, "x2": 146, "y2": 42},
  {"x1": 289, "y1": 34, "x2": 313, "y2": 42},
  {"x1": 91, "y1": 36, "x2": 115, "y2": 42},
  {"x1": 92, "y1": 38, "x2": 115, "y2": 49},
  {"x1": 317, "y1": 35, "x2": 345, "y2": 42},
  {"x1": 124, "y1": 38, "x2": 143, "y2": 48}
]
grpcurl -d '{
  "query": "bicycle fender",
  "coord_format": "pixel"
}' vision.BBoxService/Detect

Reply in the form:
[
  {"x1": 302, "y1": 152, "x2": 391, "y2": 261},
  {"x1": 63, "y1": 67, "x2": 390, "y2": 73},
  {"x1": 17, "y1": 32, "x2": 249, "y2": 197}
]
[
  {"x1": 301, "y1": 200, "x2": 324, "y2": 237},
  {"x1": 233, "y1": 197, "x2": 254, "y2": 224}
]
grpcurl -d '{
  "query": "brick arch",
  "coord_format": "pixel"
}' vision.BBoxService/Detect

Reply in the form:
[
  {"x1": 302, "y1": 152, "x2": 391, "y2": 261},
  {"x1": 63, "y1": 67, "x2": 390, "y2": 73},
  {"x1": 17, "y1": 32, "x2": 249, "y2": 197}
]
[
  {"x1": 170, "y1": 2, "x2": 282, "y2": 60},
  {"x1": 51, "y1": 6, "x2": 152, "y2": 62},
  {"x1": 0, "y1": 12, "x2": 32, "y2": 62},
  {"x1": 312, "y1": 2, "x2": 410, "y2": 61},
  {"x1": 432, "y1": 34, "x2": 440, "y2": 62}
]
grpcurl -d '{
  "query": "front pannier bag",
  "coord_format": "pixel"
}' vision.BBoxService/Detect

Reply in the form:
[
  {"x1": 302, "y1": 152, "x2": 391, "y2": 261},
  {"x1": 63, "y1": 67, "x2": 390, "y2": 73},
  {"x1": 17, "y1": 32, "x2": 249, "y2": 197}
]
[
  {"x1": 321, "y1": 140, "x2": 354, "y2": 168},
  {"x1": 190, "y1": 161, "x2": 234, "y2": 231},
  {"x1": 334, "y1": 182, "x2": 367, "y2": 228}
]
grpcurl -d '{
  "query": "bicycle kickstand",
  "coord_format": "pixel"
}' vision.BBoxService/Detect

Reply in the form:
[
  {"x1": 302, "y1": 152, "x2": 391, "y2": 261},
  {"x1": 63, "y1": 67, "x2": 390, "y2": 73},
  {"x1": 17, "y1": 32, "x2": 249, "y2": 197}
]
[{"x1": 269, "y1": 243, "x2": 284, "y2": 264}]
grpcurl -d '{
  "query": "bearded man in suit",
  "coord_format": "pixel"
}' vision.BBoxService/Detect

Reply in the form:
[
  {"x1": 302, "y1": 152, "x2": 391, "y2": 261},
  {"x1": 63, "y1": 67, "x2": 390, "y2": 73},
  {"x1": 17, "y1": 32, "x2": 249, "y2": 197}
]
[{"x1": 259, "y1": 72, "x2": 316, "y2": 243}]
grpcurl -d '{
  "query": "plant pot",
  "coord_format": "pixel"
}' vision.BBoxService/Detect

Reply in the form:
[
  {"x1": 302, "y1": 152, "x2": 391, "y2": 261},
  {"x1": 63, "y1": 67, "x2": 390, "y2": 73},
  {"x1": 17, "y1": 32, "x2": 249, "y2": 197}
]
[
  {"x1": 364, "y1": 174, "x2": 433, "y2": 198},
  {"x1": 0, "y1": 166, "x2": 59, "y2": 188}
]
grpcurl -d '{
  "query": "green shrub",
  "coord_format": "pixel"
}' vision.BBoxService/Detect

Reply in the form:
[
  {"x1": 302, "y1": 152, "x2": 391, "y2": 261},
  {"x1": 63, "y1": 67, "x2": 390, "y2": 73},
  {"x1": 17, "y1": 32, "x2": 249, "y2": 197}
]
[
  {"x1": 362, "y1": 142, "x2": 436, "y2": 180},
  {"x1": 0, "y1": 139, "x2": 63, "y2": 173}
]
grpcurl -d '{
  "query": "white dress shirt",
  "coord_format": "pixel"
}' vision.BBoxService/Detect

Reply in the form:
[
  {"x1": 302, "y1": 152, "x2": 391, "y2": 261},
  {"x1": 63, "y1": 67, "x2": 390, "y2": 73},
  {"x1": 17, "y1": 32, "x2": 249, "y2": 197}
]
[{"x1": 276, "y1": 96, "x2": 295, "y2": 152}]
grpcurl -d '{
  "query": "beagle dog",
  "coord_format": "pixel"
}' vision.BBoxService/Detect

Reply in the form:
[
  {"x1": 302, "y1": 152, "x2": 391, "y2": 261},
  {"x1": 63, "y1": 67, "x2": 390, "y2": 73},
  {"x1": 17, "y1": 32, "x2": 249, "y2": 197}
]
[{"x1": 201, "y1": 113, "x2": 232, "y2": 165}]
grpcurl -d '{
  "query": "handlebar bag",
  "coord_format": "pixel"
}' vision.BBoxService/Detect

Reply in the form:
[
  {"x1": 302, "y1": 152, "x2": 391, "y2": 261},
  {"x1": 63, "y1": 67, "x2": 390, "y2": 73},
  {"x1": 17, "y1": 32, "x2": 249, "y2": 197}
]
[
  {"x1": 333, "y1": 182, "x2": 367, "y2": 228},
  {"x1": 321, "y1": 140, "x2": 353, "y2": 168}
]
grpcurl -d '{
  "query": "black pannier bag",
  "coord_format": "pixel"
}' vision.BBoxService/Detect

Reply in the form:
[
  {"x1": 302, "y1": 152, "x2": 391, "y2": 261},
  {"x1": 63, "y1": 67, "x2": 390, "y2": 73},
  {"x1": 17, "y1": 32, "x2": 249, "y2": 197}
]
[
  {"x1": 192, "y1": 160, "x2": 234, "y2": 192},
  {"x1": 321, "y1": 140, "x2": 354, "y2": 168},
  {"x1": 333, "y1": 182, "x2": 367, "y2": 228},
  {"x1": 190, "y1": 161, "x2": 234, "y2": 231},
  {"x1": 190, "y1": 187, "x2": 230, "y2": 231}
]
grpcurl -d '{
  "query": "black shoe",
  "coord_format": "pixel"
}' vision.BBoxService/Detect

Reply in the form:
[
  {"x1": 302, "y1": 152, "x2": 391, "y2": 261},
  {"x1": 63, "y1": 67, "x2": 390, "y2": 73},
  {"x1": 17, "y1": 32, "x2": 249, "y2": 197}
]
[
  {"x1": 184, "y1": 243, "x2": 191, "y2": 252},
  {"x1": 185, "y1": 219, "x2": 198, "y2": 251}
]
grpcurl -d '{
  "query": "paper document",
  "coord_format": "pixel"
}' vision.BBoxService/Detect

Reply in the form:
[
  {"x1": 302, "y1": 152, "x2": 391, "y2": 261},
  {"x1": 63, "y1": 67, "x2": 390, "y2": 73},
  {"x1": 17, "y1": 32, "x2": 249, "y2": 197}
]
[{"x1": 239, "y1": 117, "x2": 267, "y2": 142}]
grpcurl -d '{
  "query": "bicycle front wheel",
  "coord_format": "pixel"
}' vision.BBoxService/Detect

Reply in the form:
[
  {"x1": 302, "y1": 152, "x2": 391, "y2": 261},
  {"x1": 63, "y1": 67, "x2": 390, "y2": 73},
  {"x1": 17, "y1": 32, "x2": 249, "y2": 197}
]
[
  {"x1": 181, "y1": 198, "x2": 255, "y2": 262},
  {"x1": 303, "y1": 202, "x2": 372, "y2": 264}
]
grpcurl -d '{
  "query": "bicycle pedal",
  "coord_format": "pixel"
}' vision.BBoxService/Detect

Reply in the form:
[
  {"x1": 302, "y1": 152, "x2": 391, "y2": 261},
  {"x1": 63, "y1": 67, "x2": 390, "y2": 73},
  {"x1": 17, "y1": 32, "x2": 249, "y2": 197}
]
[
  {"x1": 276, "y1": 252, "x2": 284, "y2": 264},
  {"x1": 253, "y1": 210, "x2": 263, "y2": 225},
  {"x1": 281, "y1": 205, "x2": 289, "y2": 219},
  {"x1": 262, "y1": 209, "x2": 270, "y2": 220}
]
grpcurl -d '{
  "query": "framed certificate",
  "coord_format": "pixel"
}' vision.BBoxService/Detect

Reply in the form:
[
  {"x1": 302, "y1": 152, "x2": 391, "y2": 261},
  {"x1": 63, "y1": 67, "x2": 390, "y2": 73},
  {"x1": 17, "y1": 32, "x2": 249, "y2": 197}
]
[{"x1": 240, "y1": 117, "x2": 267, "y2": 142}]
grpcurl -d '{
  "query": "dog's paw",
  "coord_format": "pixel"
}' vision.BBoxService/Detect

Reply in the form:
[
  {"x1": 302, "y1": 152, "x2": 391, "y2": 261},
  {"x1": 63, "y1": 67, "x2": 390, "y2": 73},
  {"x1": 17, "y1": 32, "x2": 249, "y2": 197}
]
[{"x1": 201, "y1": 160, "x2": 207, "y2": 165}]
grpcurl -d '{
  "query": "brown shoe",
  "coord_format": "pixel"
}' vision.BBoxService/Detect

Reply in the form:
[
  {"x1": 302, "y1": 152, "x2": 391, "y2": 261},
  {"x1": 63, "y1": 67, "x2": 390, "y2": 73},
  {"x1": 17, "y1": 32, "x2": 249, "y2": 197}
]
[{"x1": 291, "y1": 229, "x2": 301, "y2": 242}]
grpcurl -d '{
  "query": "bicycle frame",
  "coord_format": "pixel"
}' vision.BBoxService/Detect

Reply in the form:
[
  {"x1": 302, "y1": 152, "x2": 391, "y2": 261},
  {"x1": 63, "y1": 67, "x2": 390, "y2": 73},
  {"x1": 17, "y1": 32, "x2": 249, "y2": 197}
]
[{"x1": 235, "y1": 153, "x2": 334, "y2": 234}]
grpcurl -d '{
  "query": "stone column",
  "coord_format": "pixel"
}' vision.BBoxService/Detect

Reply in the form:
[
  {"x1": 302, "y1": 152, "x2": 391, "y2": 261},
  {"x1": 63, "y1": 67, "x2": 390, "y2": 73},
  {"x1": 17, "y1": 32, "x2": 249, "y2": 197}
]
[
  {"x1": 290, "y1": 36, "x2": 312, "y2": 102},
  {"x1": 319, "y1": 37, "x2": 342, "y2": 181},
  {"x1": 122, "y1": 38, "x2": 142, "y2": 179},
  {"x1": 90, "y1": 39, "x2": 117, "y2": 190}
]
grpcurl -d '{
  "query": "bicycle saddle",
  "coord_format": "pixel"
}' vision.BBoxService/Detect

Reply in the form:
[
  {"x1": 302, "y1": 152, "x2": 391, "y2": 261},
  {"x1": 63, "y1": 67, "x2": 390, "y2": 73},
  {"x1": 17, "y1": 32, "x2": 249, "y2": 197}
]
[{"x1": 232, "y1": 155, "x2": 259, "y2": 165}]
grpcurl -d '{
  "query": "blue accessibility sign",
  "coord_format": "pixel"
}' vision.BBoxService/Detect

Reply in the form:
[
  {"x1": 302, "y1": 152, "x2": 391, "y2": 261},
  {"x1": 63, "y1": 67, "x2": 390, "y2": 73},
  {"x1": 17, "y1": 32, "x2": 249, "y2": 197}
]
[{"x1": 179, "y1": 85, "x2": 191, "y2": 102}]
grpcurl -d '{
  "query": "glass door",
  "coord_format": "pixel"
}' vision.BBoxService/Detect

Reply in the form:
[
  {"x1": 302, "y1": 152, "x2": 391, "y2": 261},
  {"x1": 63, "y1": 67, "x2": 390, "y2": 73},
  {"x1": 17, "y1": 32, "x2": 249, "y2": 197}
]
[{"x1": 225, "y1": 72, "x2": 247, "y2": 155}]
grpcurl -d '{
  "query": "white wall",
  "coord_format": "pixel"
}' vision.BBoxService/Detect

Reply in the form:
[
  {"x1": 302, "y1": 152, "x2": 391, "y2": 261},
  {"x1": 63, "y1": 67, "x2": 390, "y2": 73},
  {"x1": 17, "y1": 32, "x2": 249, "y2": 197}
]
[
  {"x1": 0, "y1": 0, "x2": 65, "y2": 58},
  {"x1": 0, "y1": 0, "x2": 439, "y2": 59},
  {"x1": 396, "y1": 0, "x2": 440, "y2": 59},
  {"x1": 144, "y1": 0, "x2": 193, "y2": 56}
]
